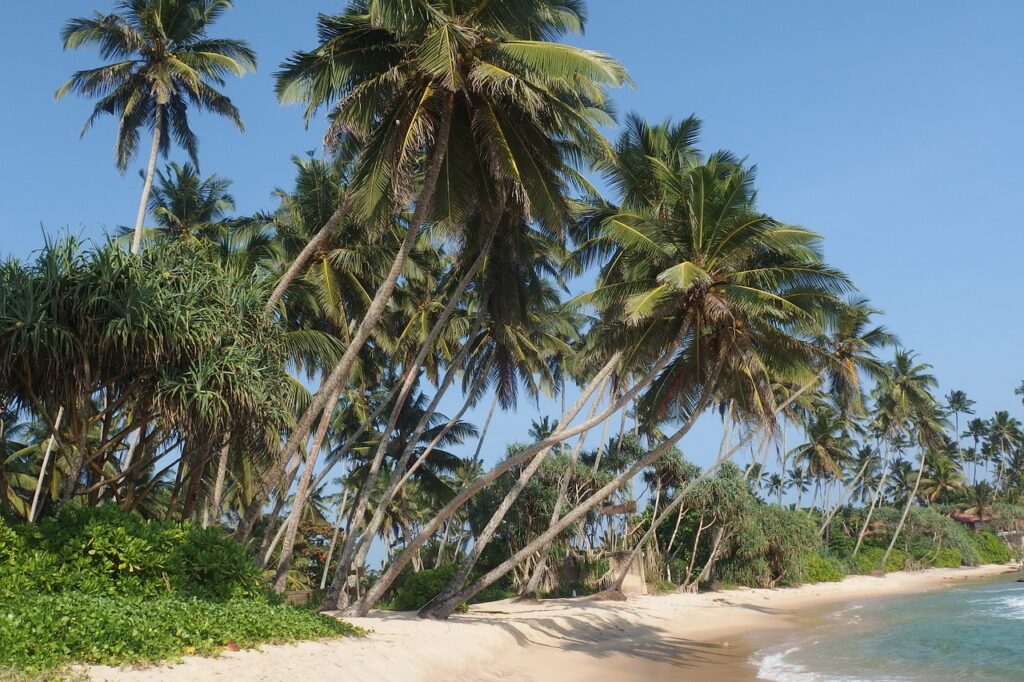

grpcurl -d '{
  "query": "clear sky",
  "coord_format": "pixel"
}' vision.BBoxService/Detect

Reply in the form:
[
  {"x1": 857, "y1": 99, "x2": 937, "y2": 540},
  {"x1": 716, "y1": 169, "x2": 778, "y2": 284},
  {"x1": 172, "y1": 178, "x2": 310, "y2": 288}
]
[{"x1": 3, "y1": 1, "x2": 1024, "y2": 525}]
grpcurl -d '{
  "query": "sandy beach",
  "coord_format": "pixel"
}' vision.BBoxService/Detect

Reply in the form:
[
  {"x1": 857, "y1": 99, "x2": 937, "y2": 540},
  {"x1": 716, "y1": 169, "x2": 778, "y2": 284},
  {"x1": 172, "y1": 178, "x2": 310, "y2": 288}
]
[{"x1": 85, "y1": 564, "x2": 1012, "y2": 682}]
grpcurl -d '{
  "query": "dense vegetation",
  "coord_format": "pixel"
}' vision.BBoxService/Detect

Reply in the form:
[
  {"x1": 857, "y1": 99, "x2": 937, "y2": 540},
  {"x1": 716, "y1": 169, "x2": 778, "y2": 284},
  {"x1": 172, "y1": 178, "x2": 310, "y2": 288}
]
[
  {"x1": 0, "y1": 506, "x2": 358, "y2": 674},
  {"x1": 1, "y1": 0, "x2": 1021, "y2": 673}
]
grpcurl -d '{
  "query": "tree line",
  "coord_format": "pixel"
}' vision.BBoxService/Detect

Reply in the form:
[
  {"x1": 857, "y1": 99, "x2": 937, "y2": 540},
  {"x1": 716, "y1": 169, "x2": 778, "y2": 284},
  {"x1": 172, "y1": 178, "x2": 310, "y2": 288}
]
[{"x1": 2, "y1": 0, "x2": 1021, "y2": 621}]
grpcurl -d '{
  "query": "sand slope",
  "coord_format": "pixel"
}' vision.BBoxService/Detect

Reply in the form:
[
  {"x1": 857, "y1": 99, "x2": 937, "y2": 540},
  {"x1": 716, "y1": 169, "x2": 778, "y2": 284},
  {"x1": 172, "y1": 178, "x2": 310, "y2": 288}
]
[{"x1": 87, "y1": 564, "x2": 1012, "y2": 682}]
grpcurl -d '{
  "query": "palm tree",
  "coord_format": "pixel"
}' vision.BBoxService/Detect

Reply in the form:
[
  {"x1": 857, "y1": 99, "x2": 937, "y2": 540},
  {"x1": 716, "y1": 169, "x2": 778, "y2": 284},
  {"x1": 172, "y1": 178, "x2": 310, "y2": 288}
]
[
  {"x1": 57, "y1": 0, "x2": 256, "y2": 253},
  {"x1": 819, "y1": 298, "x2": 897, "y2": 417},
  {"x1": 786, "y1": 466, "x2": 811, "y2": 508},
  {"x1": 242, "y1": 0, "x2": 628, "y2": 545},
  {"x1": 964, "y1": 417, "x2": 989, "y2": 484},
  {"x1": 945, "y1": 390, "x2": 975, "y2": 462},
  {"x1": 878, "y1": 354, "x2": 945, "y2": 572},
  {"x1": 920, "y1": 454, "x2": 965, "y2": 504},
  {"x1": 766, "y1": 473, "x2": 785, "y2": 506},
  {"x1": 414, "y1": 117, "x2": 850, "y2": 619},
  {"x1": 145, "y1": 162, "x2": 236, "y2": 242},
  {"x1": 986, "y1": 411, "x2": 1021, "y2": 492},
  {"x1": 789, "y1": 405, "x2": 854, "y2": 510}
]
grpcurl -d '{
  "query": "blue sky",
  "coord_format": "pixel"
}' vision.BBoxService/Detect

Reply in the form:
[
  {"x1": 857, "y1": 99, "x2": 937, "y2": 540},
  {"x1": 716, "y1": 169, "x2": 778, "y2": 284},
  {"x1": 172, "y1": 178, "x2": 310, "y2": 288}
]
[{"x1": 2, "y1": 1, "x2": 1023, "y2": 525}]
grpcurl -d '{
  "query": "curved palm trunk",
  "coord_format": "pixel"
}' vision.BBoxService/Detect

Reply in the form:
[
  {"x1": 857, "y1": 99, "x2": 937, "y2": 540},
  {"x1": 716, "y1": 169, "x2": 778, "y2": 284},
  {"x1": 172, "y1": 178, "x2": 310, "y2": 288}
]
[
  {"x1": 853, "y1": 448, "x2": 890, "y2": 557},
  {"x1": 818, "y1": 453, "x2": 874, "y2": 536},
  {"x1": 419, "y1": 375, "x2": 608, "y2": 610},
  {"x1": 131, "y1": 108, "x2": 162, "y2": 255},
  {"x1": 235, "y1": 95, "x2": 456, "y2": 544},
  {"x1": 273, "y1": 384, "x2": 344, "y2": 592},
  {"x1": 420, "y1": 355, "x2": 735, "y2": 619},
  {"x1": 879, "y1": 450, "x2": 928, "y2": 573},
  {"x1": 615, "y1": 404, "x2": 736, "y2": 590},
  {"x1": 340, "y1": 346, "x2": 492, "y2": 598},
  {"x1": 471, "y1": 392, "x2": 500, "y2": 464},
  {"x1": 351, "y1": 322, "x2": 712, "y2": 617},
  {"x1": 264, "y1": 196, "x2": 353, "y2": 316},
  {"x1": 340, "y1": 350, "x2": 631, "y2": 616},
  {"x1": 321, "y1": 231, "x2": 496, "y2": 610},
  {"x1": 521, "y1": 385, "x2": 610, "y2": 596}
]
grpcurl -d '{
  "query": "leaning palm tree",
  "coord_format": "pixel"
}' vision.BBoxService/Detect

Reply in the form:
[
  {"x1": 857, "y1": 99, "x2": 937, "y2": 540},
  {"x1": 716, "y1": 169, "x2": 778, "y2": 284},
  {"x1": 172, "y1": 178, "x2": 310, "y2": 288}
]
[
  {"x1": 57, "y1": 0, "x2": 256, "y2": 254},
  {"x1": 878, "y1": 354, "x2": 945, "y2": 572},
  {"x1": 239, "y1": 0, "x2": 628, "y2": 545},
  {"x1": 415, "y1": 119, "x2": 851, "y2": 619}
]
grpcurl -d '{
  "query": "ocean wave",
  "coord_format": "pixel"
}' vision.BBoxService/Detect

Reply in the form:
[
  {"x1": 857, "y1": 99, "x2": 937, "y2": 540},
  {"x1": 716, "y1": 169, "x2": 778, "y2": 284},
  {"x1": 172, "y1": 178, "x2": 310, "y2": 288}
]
[
  {"x1": 753, "y1": 646, "x2": 823, "y2": 682},
  {"x1": 752, "y1": 644, "x2": 900, "y2": 682},
  {"x1": 986, "y1": 594, "x2": 1024, "y2": 620}
]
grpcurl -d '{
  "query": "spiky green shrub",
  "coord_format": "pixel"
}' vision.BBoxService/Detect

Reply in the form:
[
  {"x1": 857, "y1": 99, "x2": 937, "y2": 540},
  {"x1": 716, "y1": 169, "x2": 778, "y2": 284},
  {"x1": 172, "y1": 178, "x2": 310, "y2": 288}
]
[
  {"x1": 968, "y1": 530, "x2": 1012, "y2": 564},
  {"x1": 0, "y1": 505, "x2": 263, "y2": 601},
  {"x1": 799, "y1": 552, "x2": 846, "y2": 583}
]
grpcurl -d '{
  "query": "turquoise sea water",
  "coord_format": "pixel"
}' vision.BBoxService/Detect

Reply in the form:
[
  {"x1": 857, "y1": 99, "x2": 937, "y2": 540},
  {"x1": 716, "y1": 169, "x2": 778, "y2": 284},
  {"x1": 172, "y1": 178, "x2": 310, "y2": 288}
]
[{"x1": 752, "y1": 574, "x2": 1024, "y2": 681}]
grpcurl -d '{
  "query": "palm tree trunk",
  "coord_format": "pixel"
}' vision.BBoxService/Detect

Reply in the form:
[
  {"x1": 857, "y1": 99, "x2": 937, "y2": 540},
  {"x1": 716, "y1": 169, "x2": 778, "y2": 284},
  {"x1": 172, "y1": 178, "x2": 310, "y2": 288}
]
[
  {"x1": 131, "y1": 108, "x2": 162, "y2": 255},
  {"x1": 819, "y1": 453, "x2": 874, "y2": 536},
  {"x1": 338, "y1": 344, "x2": 491, "y2": 599},
  {"x1": 431, "y1": 375, "x2": 610, "y2": 608},
  {"x1": 343, "y1": 349, "x2": 632, "y2": 615},
  {"x1": 853, "y1": 446, "x2": 890, "y2": 561},
  {"x1": 235, "y1": 94, "x2": 457, "y2": 544},
  {"x1": 420, "y1": 354, "x2": 736, "y2": 619},
  {"x1": 880, "y1": 450, "x2": 928, "y2": 573},
  {"x1": 520, "y1": 384, "x2": 610, "y2": 596},
  {"x1": 320, "y1": 489, "x2": 351, "y2": 590},
  {"x1": 322, "y1": 238, "x2": 496, "y2": 609},
  {"x1": 265, "y1": 196, "x2": 354, "y2": 316},
  {"x1": 208, "y1": 435, "x2": 231, "y2": 527},
  {"x1": 419, "y1": 367, "x2": 820, "y2": 619},
  {"x1": 347, "y1": 327, "x2": 703, "y2": 617},
  {"x1": 29, "y1": 406, "x2": 64, "y2": 522},
  {"x1": 471, "y1": 392, "x2": 500, "y2": 465},
  {"x1": 273, "y1": 384, "x2": 344, "y2": 592}
]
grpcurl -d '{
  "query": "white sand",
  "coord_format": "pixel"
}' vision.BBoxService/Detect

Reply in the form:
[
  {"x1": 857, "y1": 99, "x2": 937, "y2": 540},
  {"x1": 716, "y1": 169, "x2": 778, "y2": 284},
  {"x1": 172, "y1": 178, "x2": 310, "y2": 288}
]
[{"x1": 87, "y1": 564, "x2": 1013, "y2": 682}]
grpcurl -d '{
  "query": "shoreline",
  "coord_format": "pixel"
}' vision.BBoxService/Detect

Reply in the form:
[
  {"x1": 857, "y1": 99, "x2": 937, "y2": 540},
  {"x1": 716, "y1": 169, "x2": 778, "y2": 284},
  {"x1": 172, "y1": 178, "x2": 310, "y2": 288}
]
[{"x1": 87, "y1": 564, "x2": 1013, "y2": 682}]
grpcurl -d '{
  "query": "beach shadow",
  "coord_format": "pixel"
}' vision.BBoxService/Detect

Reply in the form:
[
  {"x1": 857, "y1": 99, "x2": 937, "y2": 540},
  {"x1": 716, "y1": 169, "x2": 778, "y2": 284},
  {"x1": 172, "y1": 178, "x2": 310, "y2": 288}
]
[{"x1": 463, "y1": 607, "x2": 736, "y2": 670}]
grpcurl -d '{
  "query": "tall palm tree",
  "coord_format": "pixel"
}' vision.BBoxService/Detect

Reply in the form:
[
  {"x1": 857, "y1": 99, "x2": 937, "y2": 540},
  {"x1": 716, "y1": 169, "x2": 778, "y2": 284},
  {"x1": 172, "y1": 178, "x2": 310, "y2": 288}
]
[
  {"x1": 415, "y1": 118, "x2": 850, "y2": 619},
  {"x1": 986, "y1": 411, "x2": 1021, "y2": 492},
  {"x1": 877, "y1": 354, "x2": 945, "y2": 572},
  {"x1": 57, "y1": 0, "x2": 256, "y2": 253},
  {"x1": 964, "y1": 417, "x2": 988, "y2": 484},
  {"x1": 789, "y1": 405, "x2": 854, "y2": 510},
  {"x1": 945, "y1": 389, "x2": 975, "y2": 463},
  {"x1": 242, "y1": 0, "x2": 628, "y2": 545}
]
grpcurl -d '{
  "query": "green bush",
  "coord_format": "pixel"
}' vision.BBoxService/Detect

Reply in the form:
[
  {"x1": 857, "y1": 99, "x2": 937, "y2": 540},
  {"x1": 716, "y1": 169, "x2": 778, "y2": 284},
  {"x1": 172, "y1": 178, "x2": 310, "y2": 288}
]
[
  {"x1": 852, "y1": 546, "x2": 908, "y2": 574},
  {"x1": 0, "y1": 505, "x2": 263, "y2": 601},
  {"x1": 968, "y1": 530, "x2": 1012, "y2": 564},
  {"x1": 0, "y1": 594, "x2": 361, "y2": 674},
  {"x1": 390, "y1": 565, "x2": 463, "y2": 611},
  {"x1": 933, "y1": 547, "x2": 963, "y2": 568},
  {"x1": 799, "y1": 553, "x2": 846, "y2": 583}
]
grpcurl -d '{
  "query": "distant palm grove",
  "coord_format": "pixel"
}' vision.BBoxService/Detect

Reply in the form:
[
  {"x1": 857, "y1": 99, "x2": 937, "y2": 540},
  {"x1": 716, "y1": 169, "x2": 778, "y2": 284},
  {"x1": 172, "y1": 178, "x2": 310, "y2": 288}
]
[{"x1": 3, "y1": 0, "x2": 1023, "y2": 652}]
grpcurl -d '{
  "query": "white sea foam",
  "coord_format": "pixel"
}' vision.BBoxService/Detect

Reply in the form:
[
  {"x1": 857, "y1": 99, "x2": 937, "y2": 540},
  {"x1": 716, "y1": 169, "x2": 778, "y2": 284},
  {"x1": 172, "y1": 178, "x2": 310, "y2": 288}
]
[
  {"x1": 988, "y1": 594, "x2": 1024, "y2": 620},
  {"x1": 752, "y1": 644, "x2": 899, "y2": 682},
  {"x1": 753, "y1": 646, "x2": 822, "y2": 682}
]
